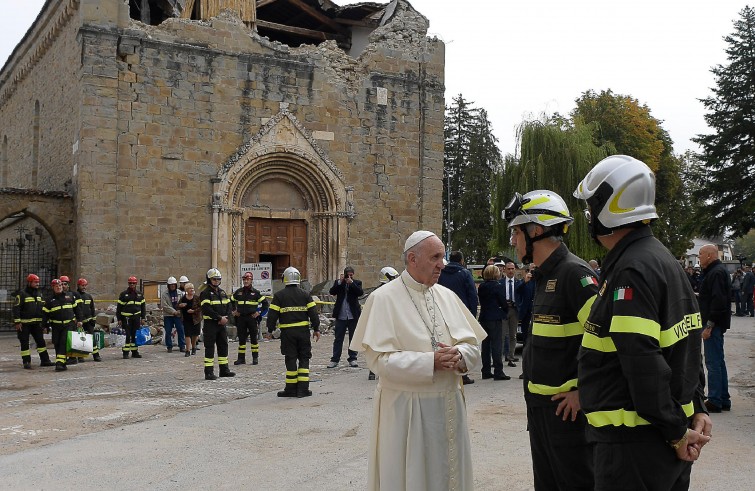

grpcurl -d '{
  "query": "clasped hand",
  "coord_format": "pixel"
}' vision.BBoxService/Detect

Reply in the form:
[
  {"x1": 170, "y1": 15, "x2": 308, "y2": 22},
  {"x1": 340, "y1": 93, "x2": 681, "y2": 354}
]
[{"x1": 434, "y1": 342, "x2": 462, "y2": 372}]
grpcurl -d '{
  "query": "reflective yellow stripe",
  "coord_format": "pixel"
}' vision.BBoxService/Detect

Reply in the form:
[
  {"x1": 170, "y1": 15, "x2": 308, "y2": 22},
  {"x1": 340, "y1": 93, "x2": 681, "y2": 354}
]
[
  {"x1": 660, "y1": 313, "x2": 701, "y2": 348},
  {"x1": 610, "y1": 316, "x2": 661, "y2": 341},
  {"x1": 279, "y1": 306, "x2": 308, "y2": 313},
  {"x1": 44, "y1": 304, "x2": 74, "y2": 313},
  {"x1": 286, "y1": 371, "x2": 298, "y2": 376},
  {"x1": 16, "y1": 318, "x2": 43, "y2": 323},
  {"x1": 306, "y1": 302, "x2": 316, "y2": 309},
  {"x1": 235, "y1": 300, "x2": 259, "y2": 306},
  {"x1": 298, "y1": 368, "x2": 310, "y2": 374},
  {"x1": 21, "y1": 350, "x2": 30, "y2": 356},
  {"x1": 298, "y1": 375, "x2": 310, "y2": 382},
  {"x1": 279, "y1": 321, "x2": 309, "y2": 328},
  {"x1": 581, "y1": 332, "x2": 617, "y2": 352},
  {"x1": 24, "y1": 297, "x2": 41, "y2": 303},
  {"x1": 587, "y1": 402, "x2": 694, "y2": 428},
  {"x1": 269, "y1": 304, "x2": 281, "y2": 311},
  {"x1": 532, "y1": 322, "x2": 583, "y2": 338},
  {"x1": 528, "y1": 378, "x2": 578, "y2": 396},
  {"x1": 577, "y1": 295, "x2": 596, "y2": 327}
]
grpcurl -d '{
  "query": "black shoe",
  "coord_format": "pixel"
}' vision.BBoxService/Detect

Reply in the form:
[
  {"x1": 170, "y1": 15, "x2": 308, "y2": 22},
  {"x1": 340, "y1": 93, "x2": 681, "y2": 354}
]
[
  {"x1": 507, "y1": 361, "x2": 517, "y2": 367},
  {"x1": 185, "y1": 351, "x2": 191, "y2": 357},
  {"x1": 132, "y1": 352, "x2": 142, "y2": 359},
  {"x1": 93, "y1": 354, "x2": 102, "y2": 362},
  {"x1": 191, "y1": 348, "x2": 196, "y2": 355},
  {"x1": 23, "y1": 361, "x2": 32, "y2": 370},
  {"x1": 481, "y1": 373, "x2": 493, "y2": 380},
  {"x1": 205, "y1": 372, "x2": 218, "y2": 380},
  {"x1": 219, "y1": 369, "x2": 236, "y2": 378},
  {"x1": 493, "y1": 374, "x2": 511, "y2": 381},
  {"x1": 704, "y1": 400, "x2": 722, "y2": 413},
  {"x1": 723, "y1": 405, "x2": 732, "y2": 411},
  {"x1": 252, "y1": 357, "x2": 259, "y2": 365},
  {"x1": 55, "y1": 362, "x2": 67, "y2": 372},
  {"x1": 167, "y1": 347, "x2": 173, "y2": 353},
  {"x1": 123, "y1": 353, "x2": 130, "y2": 359},
  {"x1": 297, "y1": 390, "x2": 313, "y2": 398},
  {"x1": 368, "y1": 372, "x2": 376, "y2": 380},
  {"x1": 509, "y1": 357, "x2": 520, "y2": 362},
  {"x1": 40, "y1": 360, "x2": 54, "y2": 367},
  {"x1": 233, "y1": 359, "x2": 246, "y2": 365},
  {"x1": 67, "y1": 357, "x2": 78, "y2": 365},
  {"x1": 277, "y1": 389, "x2": 297, "y2": 397},
  {"x1": 179, "y1": 348, "x2": 185, "y2": 353},
  {"x1": 462, "y1": 375, "x2": 475, "y2": 385}
]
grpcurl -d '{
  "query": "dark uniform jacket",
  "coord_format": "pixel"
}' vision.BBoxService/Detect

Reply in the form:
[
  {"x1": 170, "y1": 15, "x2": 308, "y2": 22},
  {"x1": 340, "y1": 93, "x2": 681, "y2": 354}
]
[
  {"x1": 699, "y1": 259, "x2": 732, "y2": 332},
  {"x1": 578, "y1": 226, "x2": 706, "y2": 443},
  {"x1": 524, "y1": 243, "x2": 598, "y2": 406},
  {"x1": 438, "y1": 262, "x2": 478, "y2": 317},
  {"x1": 13, "y1": 286, "x2": 44, "y2": 325},
  {"x1": 232, "y1": 286, "x2": 268, "y2": 318},
  {"x1": 116, "y1": 288, "x2": 146, "y2": 323},
  {"x1": 77, "y1": 290, "x2": 96, "y2": 327},
  {"x1": 42, "y1": 291, "x2": 82, "y2": 328},
  {"x1": 329, "y1": 278, "x2": 364, "y2": 320},
  {"x1": 267, "y1": 285, "x2": 320, "y2": 332},
  {"x1": 201, "y1": 286, "x2": 232, "y2": 322}
]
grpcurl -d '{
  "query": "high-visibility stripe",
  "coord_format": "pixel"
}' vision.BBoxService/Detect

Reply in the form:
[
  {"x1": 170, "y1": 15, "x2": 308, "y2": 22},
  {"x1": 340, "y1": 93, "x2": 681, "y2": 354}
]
[
  {"x1": 298, "y1": 375, "x2": 310, "y2": 382},
  {"x1": 306, "y1": 302, "x2": 316, "y2": 309},
  {"x1": 586, "y1": 402, "x2": 695, "y2": 428},
  {"x1": 118, "y1": 300, "x2": 144, "y2": 305},
  {"x1": 279, "y1": 306, "x2": 308, "y2": 313},
  {"x1": 610, "y1": 316, "x2": 661, "y2": 340},
  {"x1": 15, "y1": 318, "x2": 43, "y2": 323},
  {"x1": 37, "y1": 347, "x2": 47, "y2": 353},
  {"x1": 528, "y1": 378, "x2": 578, "y2": 396},
  {"x1": 269, "y1": 304, "x2": 281, "y2": 311},
  {"x1": 234, "y1": 300, "x2": 259, "y2": 306},
  {"x1": 250, "y1": 344, "x2": 259, "y2": 353},
  {"x1": 279, "y1": 321, "x2": 309, "y2": 328},
  {"x1": 577, "y1": 295, "x2": 597, "y2": 327},
  {"x1": 532, "y1": 321, "x2": 583, "y2": 338},
  {"x1": 581, "y1": 333, "x2": 617, "y2": 352},
  {"x1": 48, "y1": 319, "x2": 75, "y2": 325},
  {"x1": 43, "y1": 304, "x2": 75, "y2": 313},
  {"x1": 24, "y1": 296, "x2": 42, "y2": 303},
  {"x1": 204, "y1": 357, "x2": 214, "y2": 367},
  {"x1": 21, "y1": 349, "x2": 30, "y2": 356}
]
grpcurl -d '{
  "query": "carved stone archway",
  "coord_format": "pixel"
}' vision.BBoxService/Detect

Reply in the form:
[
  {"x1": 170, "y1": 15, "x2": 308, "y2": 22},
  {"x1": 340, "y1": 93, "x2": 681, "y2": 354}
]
[{"x1": 213, "y1": 104, "x2": 354, "y2": 288}]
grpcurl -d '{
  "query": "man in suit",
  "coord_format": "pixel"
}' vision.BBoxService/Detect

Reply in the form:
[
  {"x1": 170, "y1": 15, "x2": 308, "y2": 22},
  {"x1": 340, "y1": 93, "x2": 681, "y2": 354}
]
[
  {"x1": 501, "y1": 261, "x2": 522, "y2": 366},
  {"x1": 327, "y1": 266, "x2": 364, "y2": 368}
]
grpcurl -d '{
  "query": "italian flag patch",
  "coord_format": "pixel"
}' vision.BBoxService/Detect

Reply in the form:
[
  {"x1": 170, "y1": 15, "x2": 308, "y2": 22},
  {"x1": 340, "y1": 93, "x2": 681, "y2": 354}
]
[
  {"x1": 580, "y1": 276, "x2": 598, "y2": 287},
  {"x1": 613, "y1": 287, "x2": 633, "y2": 301}
]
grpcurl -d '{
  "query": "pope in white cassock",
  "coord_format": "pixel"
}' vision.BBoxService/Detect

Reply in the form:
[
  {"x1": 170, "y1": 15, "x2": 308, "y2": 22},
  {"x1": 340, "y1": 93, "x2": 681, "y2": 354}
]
[{"x1": 350, "y1": 230, "x2": 487, "y2": 491}]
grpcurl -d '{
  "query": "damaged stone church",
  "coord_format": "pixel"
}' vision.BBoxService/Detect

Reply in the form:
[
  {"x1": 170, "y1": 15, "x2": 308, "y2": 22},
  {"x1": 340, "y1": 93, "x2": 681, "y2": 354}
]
[{"x1": 0, "y1": 0, "x2": 444, "y2": 300}]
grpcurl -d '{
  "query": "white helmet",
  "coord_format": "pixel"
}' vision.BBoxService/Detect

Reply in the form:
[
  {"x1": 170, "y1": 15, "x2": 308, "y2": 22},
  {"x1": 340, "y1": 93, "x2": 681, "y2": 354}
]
[
  {"x1": 282, "y1": 266, "x2": 301, "y2": 285},
  {"x1": 504, "y1": 190, "x2": 574, "y2": 231},
  {"x1": 206, "y1": 268, "x2": 222, "y2": 281},
  {"x1": 167, "y1": 276, "x2": 177, "y2": 285},
  {"x1": 178, "y1": 275, "x2": 189, "y2": 283},
  {"x1": 379, "y1": 266, "x2": 399, "y2": 284},
  {"x1": 574, "y1": 155, "x2": 657, "y2": 237}
]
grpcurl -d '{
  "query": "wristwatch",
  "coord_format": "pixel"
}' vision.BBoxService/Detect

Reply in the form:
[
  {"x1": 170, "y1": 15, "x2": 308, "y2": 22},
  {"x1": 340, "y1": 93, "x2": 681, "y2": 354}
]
[{"x1": 669, "y1": 429, "x2": 689, "y2": 450}]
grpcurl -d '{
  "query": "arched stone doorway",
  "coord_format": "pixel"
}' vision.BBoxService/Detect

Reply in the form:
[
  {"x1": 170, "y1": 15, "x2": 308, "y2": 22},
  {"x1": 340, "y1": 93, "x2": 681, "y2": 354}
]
[{"x1": 212, "y1": 105, "x2": 353, "y2": 288}]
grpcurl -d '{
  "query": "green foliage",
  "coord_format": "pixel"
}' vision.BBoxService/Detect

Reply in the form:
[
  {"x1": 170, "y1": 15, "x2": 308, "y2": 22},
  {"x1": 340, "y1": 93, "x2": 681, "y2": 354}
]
[
  {"x1": 692, "y1": 6, "x2": 755, "y2": 238},
  {"x1": 491, "y1": 118, "x2": 610, "y2": 262},
  {"x1": 443, "y1": 96, "x2": 502, "y2": 263},
  {"x1": 734, "y1": 230, "x2": 755, "y2": 265}
]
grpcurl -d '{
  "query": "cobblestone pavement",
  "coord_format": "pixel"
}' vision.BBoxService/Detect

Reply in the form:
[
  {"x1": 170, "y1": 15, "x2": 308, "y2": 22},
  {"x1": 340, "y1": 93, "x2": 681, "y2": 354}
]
[{"x1": 0, "y1": 332, "x2": 353, "y2": 456}]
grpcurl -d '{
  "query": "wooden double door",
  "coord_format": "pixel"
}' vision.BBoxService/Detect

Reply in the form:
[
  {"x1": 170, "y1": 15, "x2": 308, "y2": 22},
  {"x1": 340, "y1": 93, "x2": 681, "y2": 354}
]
[{"x1": 245, "y1": 218, "x2": 307, "y2": 280}]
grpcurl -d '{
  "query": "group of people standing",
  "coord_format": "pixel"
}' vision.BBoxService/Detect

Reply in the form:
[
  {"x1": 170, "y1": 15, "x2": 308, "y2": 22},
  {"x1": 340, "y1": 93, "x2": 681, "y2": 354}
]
[{"x1": 348, "y1": 154, "x2": 717, "y2": 491}]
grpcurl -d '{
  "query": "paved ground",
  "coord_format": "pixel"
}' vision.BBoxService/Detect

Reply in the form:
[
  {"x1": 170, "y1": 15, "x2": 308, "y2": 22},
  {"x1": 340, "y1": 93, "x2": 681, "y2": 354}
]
[{"x1": 0, "y1": 315, "x2": 753, "y2": 490}]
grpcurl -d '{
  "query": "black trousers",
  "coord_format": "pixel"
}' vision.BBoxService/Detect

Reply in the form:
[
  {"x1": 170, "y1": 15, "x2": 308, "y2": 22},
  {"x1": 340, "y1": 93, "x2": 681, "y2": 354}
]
[
  {"x1": 203, "y1": 321, "x2": 229, "y2": 366},
  {"x1": 480, "y1": 319, "x2": 504, "y2": 376},
  {"x1": 331, "y1": 318, "x2": 357, "y2": 362},
  {"x1": 527, "y1": 404, "x2": 594, "y2": 491},
  {"x1": 122, "y1": 315, "x2": 141, "y2": 353},
  {"x1": 17, "y1": 323, "x2": 48, "y2": 361},
  {"x1": 83, "y1": 321, "x2": 99, "y2": 355},
  {"x1": 281, "y1": 327, "x2": 312, "y2": 386},
  {"x1": 593, "y1": 439, "x2": 691, "y2": 491},
  {"x1": 236, "y1": 315, "x2": 259, "y2": 355},
  {"x1": 52, "y1": 323, "x2": 73, "y2": 363}
]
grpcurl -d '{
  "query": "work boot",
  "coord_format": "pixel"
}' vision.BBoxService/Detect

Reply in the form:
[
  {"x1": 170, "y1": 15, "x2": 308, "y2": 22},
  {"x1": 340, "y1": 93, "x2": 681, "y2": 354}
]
[
  {"x1": 234, "y1": 353, "x2": 246, "y2": 366},
  {"x1": 23, "y1": 361, "x2": 32, "y2": 370},
  {"x1": 93, "y1": 353, "x2": 102, "y2": 362},
  {"x1": 296, "y1": 381, "x2": 312, "y2": 398},
  {"x1": 277, "y1": 384, "x2": 297, "y2": 397},
  {"x1": 191, "y1": 348, "x2": 196, "y2": 355},
  {"x1": 184, "y1": 350, "x2": 191, "y2": 357},
  {"x1": 39, "y1": 352, "x2": 53, "y2": 367},
  {"x1": 67, "y1": 357, "x2": 78, "y2": 365},
  {"x1": 205, "y1": 366, "x2": 217, "y2": 381},
  {"x1": 55, "y1": 362, "x2": 67, "y2": 372},
  {"x1": 219, "y1": 365, "x2": 236, "y2": 377},
  {"x1": 132, "y1": 351, "x2": 142, "y2": 358},
  {"x1": 252, "y1": 354, "x2": 259, "y2": 366},
  {"x1": 167, "y1": 346, "x2": 173, "y2": 353},
  {"x1": 123, "y1": 352, "x2": 130, "y2": 359}
]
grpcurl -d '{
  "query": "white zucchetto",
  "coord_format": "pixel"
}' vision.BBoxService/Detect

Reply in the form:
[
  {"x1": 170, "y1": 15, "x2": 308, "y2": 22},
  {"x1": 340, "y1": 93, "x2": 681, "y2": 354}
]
[{"x1": 403, "y1": 230, "x2": 438, "y2": 252}]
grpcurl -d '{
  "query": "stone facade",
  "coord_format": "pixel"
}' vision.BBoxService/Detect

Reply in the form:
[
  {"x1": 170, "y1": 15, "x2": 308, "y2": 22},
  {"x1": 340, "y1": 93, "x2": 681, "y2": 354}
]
[{"x1": 0, "y1": 0, "x2": 445, "y2": 299}]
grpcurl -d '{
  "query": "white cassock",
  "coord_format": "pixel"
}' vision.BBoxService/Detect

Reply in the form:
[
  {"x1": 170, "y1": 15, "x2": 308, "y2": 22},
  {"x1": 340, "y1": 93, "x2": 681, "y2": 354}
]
[{"x1": 350, "y1": 270, "x2": 487, "y2": 491}]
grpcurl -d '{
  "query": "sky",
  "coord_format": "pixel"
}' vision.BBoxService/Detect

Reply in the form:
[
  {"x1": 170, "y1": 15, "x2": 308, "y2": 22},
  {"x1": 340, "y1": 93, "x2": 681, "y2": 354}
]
[{"x1": 0, "y1": 0, "x2": 748, "y2": 156}]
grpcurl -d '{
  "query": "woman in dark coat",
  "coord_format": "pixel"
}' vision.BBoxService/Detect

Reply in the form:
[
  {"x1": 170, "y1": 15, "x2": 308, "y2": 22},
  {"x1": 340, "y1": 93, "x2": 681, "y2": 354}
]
[{"x1": 477, "y1": 265, "x2": 510, "y2": 380}]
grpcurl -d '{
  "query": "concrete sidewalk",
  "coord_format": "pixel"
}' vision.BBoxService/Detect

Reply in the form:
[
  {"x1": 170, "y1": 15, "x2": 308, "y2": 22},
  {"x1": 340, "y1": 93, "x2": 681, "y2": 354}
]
[{"x1": 1, "y1": 315, "x2": 753, "y2": 490}]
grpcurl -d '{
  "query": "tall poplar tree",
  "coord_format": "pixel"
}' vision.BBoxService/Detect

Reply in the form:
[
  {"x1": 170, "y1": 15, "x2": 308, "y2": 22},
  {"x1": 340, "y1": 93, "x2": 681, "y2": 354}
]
[{"x1": 693, "y1": 6, "x2": 755, "y2": 237}]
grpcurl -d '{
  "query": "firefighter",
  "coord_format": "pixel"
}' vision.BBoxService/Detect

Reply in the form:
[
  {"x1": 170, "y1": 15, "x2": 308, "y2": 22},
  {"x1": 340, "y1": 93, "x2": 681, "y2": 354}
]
[
  {"x1": 117, "y1": 276, "x2": 146, "y2": 359},
  {"x1": 200, "y1": 268, "x2": 235, "y2": 380},
  {"x1": 574, "y1": 155, "x2": 711, "y2": 489},
  {"x1": 77, "y1": 278, "x2": 101, "y2": 362},
  {"x1": 13, "y1": 274, "x2": 54, "y2": 369},
  {"x1": 232, "y1": 271, "x2": 268, "y2": 365},
  {"x1": 266, "y1": 266, "x2": 320, "y2": 398},
  {"x1": 60, "y1": 275, "x2": 82, "y2": 365},
  {"x1": 42, "y1": 278, "x2": 83, "y2": 371},
  {"x1": 504, "y1": 189, "x2": 598, "y2": 490}
]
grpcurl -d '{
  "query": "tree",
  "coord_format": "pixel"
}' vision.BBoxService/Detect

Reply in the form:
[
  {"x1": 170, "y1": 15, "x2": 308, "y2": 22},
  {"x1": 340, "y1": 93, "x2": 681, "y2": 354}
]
[
  {"x1": 693, "y1": 6, "x2": 755, "y2": 238},
  {"x1": 443, "y1": 97, "x2": 502, "y2": 263},
  {"x1": 573, "y1": 90, "x2": 694, "y2": 255},
  {"x1": 491, "y1": 117, "x2": 610, "y2": 262},
  {"x1": 734, "y1": 230, "x2": 755, "y2": 265}
]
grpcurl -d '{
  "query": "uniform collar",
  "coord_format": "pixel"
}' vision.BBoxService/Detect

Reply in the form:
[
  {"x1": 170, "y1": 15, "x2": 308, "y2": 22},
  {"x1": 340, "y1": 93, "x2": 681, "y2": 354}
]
[
  {"x1": 601, "y1": 225, "x2": 654, "y2": 273},
  {"x1": 534, "y1": 242, "x2": 569, "y2": 279}
]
